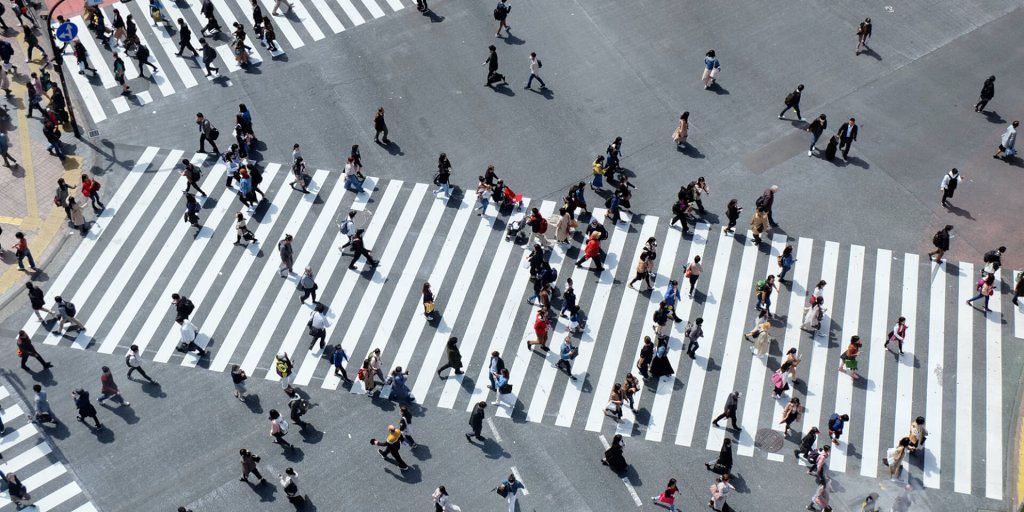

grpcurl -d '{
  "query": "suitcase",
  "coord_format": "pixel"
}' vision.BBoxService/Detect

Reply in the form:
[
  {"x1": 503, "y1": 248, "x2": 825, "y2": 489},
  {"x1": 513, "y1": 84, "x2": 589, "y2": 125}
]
[
  {"x1": 824, "y1": 136, "x2": 838, "y2": 161},
  {"x1": 487, "y1": 71, "x2": 506, "y2": 86}
]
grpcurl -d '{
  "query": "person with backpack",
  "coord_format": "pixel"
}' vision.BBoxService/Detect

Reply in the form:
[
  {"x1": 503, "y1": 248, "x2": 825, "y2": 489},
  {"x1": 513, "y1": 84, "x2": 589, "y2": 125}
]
[
  {"x1": 285, "y1": 388, "x2": 311, "y2": 430},
  {"x1": 493, "y1": 0, "x2": 511, "y2": 37},
  {"x1": 199, "y1": 37, "x2": 220, "y2": 76},
  {"x1": 125, "y1": 344, "x2": 156, "y2": 383},
  {"x1": 974, "y1": 75, "x2": 995, "y2": 113},
  {"x1": 524, "y1": 51, "x2": 545, "y2": 89},
  {"x1": 684, "y1": 317, "x2": 704, "y2": 359},
  {"x1": 939, "y1": 168, "x2": 962, "y2": 207},
  {"x1": 982, "y1": 246, "x2": 1005, "y2": 275},
  {"x1": 274, "y1": 352, "x2": 295, "y2": 391},
  {"x1": 575, "y1": 230, "x2": 604, "y2": 272},
  {"x1": 180, "y1": 159, "x2": 207, "y2": 196},
  {"x1": 337, "y1": 210, "x2": 358, "y2": 253},
  {"x1": 52, "y1": 296, "x2": 84, "y2": 334},
  {"x1": 779, "y1": 84, "x2": 805, "y2": 121},
  {"x1": 926, "y1": 224, "x2": 953, "y2": 262},
  {"x1": 525, "y1": 207, "x2": 549, "y2": 247},
  {"x1": 176, "y1": 317, "x2": 207, "y2": 357},
  {"x1": 81, "y1": 173, "x2": 104, "y2": 211},
  {"x1": 497, "y1": 473, "x2": 525, "y2": 512},
  {"x1": 16, "y1": 330, "x2": 52, "y2": 371},
  {"x1": 268, "y1": 409, "x2": 293, "y2": 449},
  {"x1": 966, "y1": 273, "x2": 996, "y2": 312},
  {"x1": 754, "y1": 274, "x2": 779, "y2": 315},
  {"x1": 231, "y1": 364, "x2": 248, "y2": 400}
]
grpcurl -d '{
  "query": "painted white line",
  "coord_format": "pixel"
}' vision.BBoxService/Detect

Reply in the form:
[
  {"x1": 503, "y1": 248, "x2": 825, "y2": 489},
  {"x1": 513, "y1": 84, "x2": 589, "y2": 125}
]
[
  {"x1": 408, "y1": 203, "x2": 494, "y2": 401},
  {"x1": 0, "y1": 425, "x2": 37, "y2": 451},
  {"x1": 923, "y1": 261, "x2": 944, "y2": 489},
  {"x1": 0, "y1": 386, "x2": 9, "y2": 400},
  {"x1": 334, "y1": 0, "x2": 366, "y2": 25},
  {"x1": 21, "y1": 148, "x2": 159, "y2": 341},
  {"x1": 382, "y1": 0, "x2": 403, "y2": 13},
  {"x1": 0, "y1": 441, "x2": 50, "y2": 472},
  {"x1": 443, "y1": 199, "x2": 531, "y2": 409},
  {"x1": 496, "y1": 204, "x2": 578, "y2": 418},
  {"x1": 1014, "y1": 271, "x2": 1023, "y2": 339},
  {"x1": 766, "y1": 237, "x2": 813, "y2": 461},
  {"x1": 34, "y1": 481, "x2": 84, "y2": 511},
  {"x1": 673, "y1": 228, "x2": 736, "y2": 447},
  {"x1": 385, "y1": 197, "x2": 475, "y2": 398},
  {"x1": 828, "y1": 245, "x2": 863, "y2": 473},
  {"x1": 859, "y1": 249, "x2": 891, "y2": 478},
  {"x1": 800, "y1": 241, "x2": 840, "y2": 446},
  {"x1": 352, "y1": 189, "x2": 449, "y2": 393},
  {"x1": 70, "y1": 150, "x2": 184, "y2": 350},
  {"x1": 116, "y1": 160, "x2": 233, "y2": 354},
  {"x1": 18, "y1": 463, "x2": 66, "y2": 495},
  {"x1": 139, "y1": 1, "x2": 199, "y2": 89},
  {"x1": 953, "y1": 262, "x2": 974, "y2": 493},
  {"x1": 223, "y1": 0, "x2": 269, "y2": 63},
  {"x1": 556, "y1": 216, "x2": 646, "y2": 428},
  {"x1": 357, "y1": 0, "x2": 385, "y2": 18},
  {"x1": 292, "y1": 178, "x2": 377, "y2": 386},
  {"x1": 122, "y1": 10, "x2": 176, "y2": 98},
  {"x1": 319, "y1": 180, "x2": 399, "y2": 387},
  {"x1": 985, "y1": 269, "x2": 1003, "y2": 499},
  {"x1": 646, "y1": 224, "x2": 710, "y2": 442},
  {"x1": 343, "y1": 184, "x2": 429, "y2": 392},
  {"x1": 69, "y1": 16, "x2": 117, "y2": 88},
  {"x1": 136, "y1": 90, "x2": 153, "y2": 104},
  {"x1": 308, "y1": 0, "x2": 344, "y2": 33},
  {"x1": 111, "y1": 96, "x2": 130, "y2": 113},
  {"x1": 736, "y1": 235, "x2": 786, "y2": 455},
  {"x1": 98, "y1": 153, "x2": 215, "y2": 354},
  {"x1": 584, "y1": 217, "x2": 657, "y2": 432},
  {"x1": 58, "y1": 21, "x2": 109, "y2": 123},
  {"x1": 161, "y1": 0, "x2": 205, "y2": 54},
  {"x1": 487, "y1": 417, "x2": 502, "y2": 444},
  {"x1": 198, "y1": 170, "x2": 323, "y2": 370},
  {"x1": 891, "y1": 255, "x2": 918, "y2": 448},
  {"x1": 104, "y1": 7, "x2": 140, "y2": 80},
  {"x1": 704, "y1": 233, "x2": 760, "y2": 451},
  {"x1": 72, "y1": 501, "x2": 100, "y2": 512},
  {"x1": 291, "y1": 0, "x2": 331, "y2": 38},
  {"x1": 259, "y1": 0, "x2": 305, "y2": 48},
  {"x1": 598, "y1": 435, "x2": 641, "y2": 506},
  {"x1": 1, "y1": 404, "x2": 25, "y2": 423},
  {"x1": 509, "y1": 466, "x2": 527, "y2": 495}
]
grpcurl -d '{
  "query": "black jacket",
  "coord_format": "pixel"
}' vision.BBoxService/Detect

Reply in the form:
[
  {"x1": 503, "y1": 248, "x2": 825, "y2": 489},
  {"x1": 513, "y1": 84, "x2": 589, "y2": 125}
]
[{"x1": 837, "y1": 123, "x2": 858, "y2": 142}]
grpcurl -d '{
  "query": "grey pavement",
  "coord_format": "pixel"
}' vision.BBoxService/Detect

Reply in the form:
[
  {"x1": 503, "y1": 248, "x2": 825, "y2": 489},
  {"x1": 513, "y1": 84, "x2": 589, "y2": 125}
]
[{"x1": 0, "y1": 0, "x2": 1023, "y2": 510}]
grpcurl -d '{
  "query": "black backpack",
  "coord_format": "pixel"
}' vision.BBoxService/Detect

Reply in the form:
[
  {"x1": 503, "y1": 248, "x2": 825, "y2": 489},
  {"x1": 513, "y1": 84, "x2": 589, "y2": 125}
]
[
  {"x1": 932, "y1": 231, "x2": 945, "y2": 246},
  {"x1": 64, "y1": 301, "x2": 77, "y2": 317},
  {"x1": 182, "y1": 299, "x2": 196, "y2": 316},
  {"x1": 784, "y1": 91, "x2": 796, "y2": 106}
]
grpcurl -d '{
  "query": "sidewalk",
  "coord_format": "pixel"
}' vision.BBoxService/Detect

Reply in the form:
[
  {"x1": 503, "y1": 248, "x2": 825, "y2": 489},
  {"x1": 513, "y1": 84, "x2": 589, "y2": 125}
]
[{"x1": 0, "y1": 8, "x2": 92, "y2": 302}]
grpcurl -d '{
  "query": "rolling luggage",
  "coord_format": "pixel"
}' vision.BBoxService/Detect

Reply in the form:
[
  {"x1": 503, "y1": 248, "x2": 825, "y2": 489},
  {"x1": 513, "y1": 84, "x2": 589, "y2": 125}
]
[{"x1": 824, "y1": 136, "x2": 838, "y2": 161}]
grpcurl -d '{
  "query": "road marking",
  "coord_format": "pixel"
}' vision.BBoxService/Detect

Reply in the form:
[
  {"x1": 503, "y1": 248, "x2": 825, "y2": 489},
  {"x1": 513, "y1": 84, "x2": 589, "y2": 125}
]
[
  {"x1": 705, "y1": 233, "x2": 760, "y2": 451},
  {"x1": 859, "y1": 249, "x2": 891, "y2": 477},
  {"x1": 598, "y1": 435, "x2": 641, "y2": 506},
  {"x1": 829, "y1": 245, "x2": 863, "y2": 472},
  {"x1": 34, "y1": 481, "x2": 84, "y2": 510},
  {"x1": 140, "y1": 0, "x2": 199, "y2": 89},
  {"x1": 487, "y1": 418, "x2": 502, "y2": 444},
  {"x1": 509, "y1": 466, "x2": 527, "y2": 495},
  {"x1": 801, "y1": 241, "x2": 840, "y2": 444},
  {"x1": 334, "y1": 0, "x2": 366, "y2": 25},
  {"x1": 290, "y1": 0, "x2": 328, "y2": 40},
  {"x1": 985, "y1": 270, "x2": 1003, "y2": 499},
  {"x1": 891, "y1": 255, "x2": 918, "y2": 447},
  {"x1": 259, "y1": 0, "x2": 305, "y2": 48},
  {"x1": 1015, "y1": 271, "x2": 1024, "y2": 339},
  {"x1": 358, "y1": 0, "x2": 386, "y2": 18},
  {"x1": 381, "y1": 0, "x2": 403, "y2": 12},
  {"x1": 955, "y1": 263, "x2": 973, "y2": 493},
  {"x1": 923, "y1": 261, "x2": 944, "y2": 489},
  {"x1": 69, "y1": 16, "x2": 118, "y2": 88}
]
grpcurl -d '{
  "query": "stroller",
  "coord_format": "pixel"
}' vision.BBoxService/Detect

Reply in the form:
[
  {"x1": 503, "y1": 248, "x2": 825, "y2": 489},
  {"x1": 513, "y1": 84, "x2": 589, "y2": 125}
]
[
  {"x1": 493, "y1": 182, "x2": 524, "y2": 213},
  {"x1": 506, "y1": 212, "x2": 526, "y2": 243}
]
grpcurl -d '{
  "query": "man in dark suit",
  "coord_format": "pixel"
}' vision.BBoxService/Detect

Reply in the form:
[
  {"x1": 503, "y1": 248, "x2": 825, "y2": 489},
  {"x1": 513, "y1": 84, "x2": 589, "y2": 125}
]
[{"x1": 837, "y1": 118, "x2": 858, "y2": 160}]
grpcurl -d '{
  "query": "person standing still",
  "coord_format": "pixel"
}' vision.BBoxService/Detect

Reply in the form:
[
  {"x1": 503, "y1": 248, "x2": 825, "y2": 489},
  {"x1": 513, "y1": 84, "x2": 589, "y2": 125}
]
[
  {"x1": 493, "y1": 0, "x2": 511, "y2": 37},
  {"x1": 855, "y1": 17, "x2": 872, "y2": 54},
  {"x1": 125, "y1": 345, "x2": 156, "y2": 383},
  {"x1": 779, "y1": 84, "x2": 805, "y2": 121},
  {"x1": 975, "y1": 75, "x2": 995, "y2": 113},
  {"x1": 993, "y1": 120, "x2": 1019, "y2": 160},
  {"x1": 927, "y1": 225, "x2": 953, "y2": 262},
  {"x1": 373, "y1": 107, "x2": 389, "y2": 144},
  {"x1": 701, "y1": 50, "x2": 720, "y2": 89},
  {"x1": 524, "y1": 52, "x2": 545, "y2": 89},
  {"x1": 837, "y1": 118, "x2": 858, "y2": 160}
]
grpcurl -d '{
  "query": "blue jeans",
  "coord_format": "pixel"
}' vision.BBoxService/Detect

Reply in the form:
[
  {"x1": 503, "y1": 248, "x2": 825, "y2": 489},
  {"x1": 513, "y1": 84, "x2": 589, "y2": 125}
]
[
  {"x1": 477, "y1": 197, "x2": 488, "y2": 214},
  {"x1": 778, "y1": 263, "x2": 792, "y2": 280},
  {"x1": 48, "y1": 140, "x2": 65, "y2": 158},
  {"x1": 435, "y1": 181, "x2": 451, "y2": 197},
  {"x1": 967, "y1": 292, "x2": 991, "y2": 309},
  {"x1": 345, "y1": 174, "x2": 363, "y2": 193},
  {"x1": 16, "y1": 248, "x2": 36, "y2": 269},
  {"x1": 809, "y1": 132, "x2": 822, "y2": 151},
  {"x1": 591, "y1": 173, "x2": 603, "y2": 188},
  {"x1": 526, "y1": 73, "x2": 545, "y2": 88}
]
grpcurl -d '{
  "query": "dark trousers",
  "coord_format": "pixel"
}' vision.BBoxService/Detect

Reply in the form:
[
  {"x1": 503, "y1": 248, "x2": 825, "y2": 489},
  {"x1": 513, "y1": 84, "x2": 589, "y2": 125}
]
[
  {"x1": 350, "y1": 249, "x2": 374, "y2": 268},
  {"x1": 77, "y1": 410, "x2": 101, "y2": 427},
  {"x1": 185, "y1": 179, "x2": 207, "y2": 196},
  {"x1": 713, "y1": 410, "x2": 739, "y2": 429},
  {"x1": 300, "y1": 287, "x2": 317, "y2": 303},
  {"x1": 688, "y1": 275, "x2": 699, "y2": 295},
  {"x1": 27, "y1": 98, "x2": 45, "y2": 117},
  {"x1": 637, "y1": 360, "x2": 650, "y2": 379},
  {"x1": 670, "y1": 213, "x2": 689, "y2": 233},
  {"x1": 178, "y1": 40, "x2": 198, "y2": 56},
  {"x1": 576, "y1": 254, "x2": 603, "y2": 271},
  {"x1": 975, "y1": 99, "x2": 989, "y2": 112},
  {"x1": 686, "y1": 339, "x2": 699, "y2": 357},
  {"x1": 374, "y1": 124, "x2": 388, "y2": 143},
  {"x1": 779, "y1": 104, "x2": 801, "y2": 119},
  {"x1": 127, "y1": 365, "x2": 154, "y2": 382},
  {"x1": 20, "y1": 352, "x2": 48, "y2": 370},
  {"x1": 199, "y1": 133, "x2": 219, "y2": 154},
  {"x1": 379, "y1": 443, "x2": 408, "y2": 468},
  {"x1": 243, "y1": 467, "x2": 264, "y2": 481},
  {"x1": 273, "y1": 432, "x2": 291, "y2": 447},
  {"x1": 437, "y1": 363, "x2": 461, "y2": 375},
  {"x1": 308, "y1": 330, "x2": 326, "y2": 350},
  {"x1": 203, "y1": 58, "x2": 219, "y2": 75},
  {"x1": 839, "y1": 138, "x2": 853, "y2": 159}
]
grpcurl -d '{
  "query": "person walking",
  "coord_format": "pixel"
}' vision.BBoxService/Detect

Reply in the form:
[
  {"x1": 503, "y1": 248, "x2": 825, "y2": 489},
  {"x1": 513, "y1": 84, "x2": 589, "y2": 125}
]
[
  {"x1": 327, "y1": 345, "x2": 350, "y2": 382},
  {"x1": 939, "y1": 168, "x2": 962, "y2": 207},
  {"x1": 268, "y1": 409, "x2": 293, "y2": 449},
  {"x1": 908, "y1": 416, "x2": 928, "y2": 453},
  {"x1": 776, "y1": 245, "x2": 796, "y2": 283},
  {"x1": 993, "y1": 120, "x2": 1019, "y2": 160},
  {"x1": 884, "y1": 316, "x2": 908, "y2": 355},
  {"x1": 628, "y1": 241, "x2": 656, "y2": 290},
  {"x1": 97, "y1": 366, "x2": 130, "y2": 407},
  {"x1": 466, "y1": 401, "x2": 486, "y2": 441},
  {"x1": 827, "y1": 412, "x2": 850, "y2": 445},
  {"x1": 808, "y1": 444, "x2": 830, "y2": 483},
  {"x1": 927, "y1": 225, "x2": 953, "y2": 262},
  {"x1": 0, "y1": 131, "x2": 15, "y2": 168},
  {"x1": 723, "y1": 198, "x2": 742, "y2": 235},
  {"x1": 32, "y1": 384, "x2": 57, "y2": 425},
  {"x1": 344, "y1": 156, "x2": 364, "y2": 193},
  {"x1": 483, "y1": 45, "x2": 503, "y2": 86},
  {"x1": 705, "y1": 438, "x2": 733, "y2": 475},
  {"x1": 431, "y1": 486, "x2": 452, "y2": 512},
  {"x1": 277, "y1": 234, "x2": 294, "y2": 277},
  {"x1": 575, "y1": 230, "x2": 604, "y2": 272},
  {"x1": 67, "y1": 197, "x2": 87, "y2": 232},
  {"x1": 684, "y1": 255, "x2": 703, "y2": 297},
  {"x1": 349, "y1": 229, "x2": 378, "y2": 269},
  {"x1": 289, "y1": 156, "x2": 308, "y2": 193},
  {"x1": 298, "y1": 266, "x2": 318, "y2": 304},
  {"x1": 279, "y1": 468, "x2": 302, "y2": 505},
  {"x1": 684, "y1": 317, "x2": 704, "y2": 359},
  {"x1": 750, "y1": 207, "x2": 770, "y2": 245},
  {"x1": 373, "y1": 106, "x2": 389, "y2": 144},
  {"x1": 493, "y1": 0, "x2": 511, "y2": 37},
  {"x1": 780, "y1": 397, "x2": 802, "y2": 436},
  {"x1": 5, "y1": 472, "x2": 32, "y2": 508},
  {"x1": 176, "y1": 18, "x2": 198, "y2": 56},
  {"x1": 437, "y1": 337, "x2": 464, "y2": 378},
  {"x1": 274, "y1": 352, "x2": 295, "y2": 391},
  {"x1": 25, "y1": 282, "x2": 52, "y2": 322},
  {"x1": 337, "y1": 210, "x2": 358, "y2": 252},
  {"x1": 53, "y1": 296, "x2": 84, "y2": 334},
  {"x1": 967, "y1": 273, "x2": 996, "y2": 312},
  {"x1": 556, "y1": 336, "x2": 578, "y2": 381},
  {"x1": 672, "y1": 112, "x2": 690, "y2": 147},
  {"x1": 807, "y1": 478, "x2": 833, "y2": 511},
  {"x1": 81, "y1": 174, "x2": 104, "y2": 211},
  {"x1": 749, "y1": 315, "x2": 771, "y2": 357},
  {"x1": 782, "y1": 347, "x2": 802, "y2": 384},
  {"x1": 1011, "y1": 271, "x2": 1024, "y2": 307},
  {"x1": 651, "y1": 478, "x2": 678, "y2": 511},
  {"x1": 125, "y1": 345, "x2": 156, "y2": 383},
  {"x1": 712, "y1": 391, "x2": 741, "y2": 431},
  {"x1": 524, "y1": 52, "x2": 545, "y2": 89},
  {"x1": 756, "y1": 185, "x2": 780, "y2": 227},
  {"x1": 177, "y1": 317, "x2": 208, "y2": 357},
  {"x1": 884, "y1": 438, "x2": 911, "y2": 481},
  {"x1": 285, "y1": 388, "x2": 310, "y2": 430},
  {"x1": 526, "y1": 208, "x2": 549, "y2": 247},
  {"x1": 307, "y1": 303, "x2": 328, "y2": 350},
  {"x1": 526, "y1": 309, "x2": 551, "y2": 351},
  {"x1": 12, "y1": 231, "x2": 38, "y2": 271},
  {"x1": 621, "y1": 372, "x2": 639, "y2": 412},
  {"x1": 779, "y1": 84, "x2": 805, "y2": 120},
  {"x1": 171, "y1": 292, "x2": 195, "y2": 321},
  {"x1": 652, "y1": 301, "x2": 671, "y2": 341},
  {"x1": 26, "y1": 84, "x2": 46, "y2": 118},
  {"x1": 485, "y1": 351, "x2": 507, "y2": 390},
  {"x1": 72, "y1": 388, "x2": 101, "y2": 429},
  {"x1": 231, "y1": 364, "x2": 248, "y2": 401},
  {"x1": 649, "y1": 337, "x2": 674, "y2": 378},
  {"x1": 498, "y1": 473, "x2": 525, "y2": 512},
  {"x1": 601, "y1": 433, "x2": 627, "y2": 471},
  {"x1": 372, "y1": 424, "x2": 410, "y2": 471},
  {"x1": 196, "y1": 113, "x2": 219, "y2": 154},
  {"x1": 16, "y1": 330, "x2": 53, "y2": 371},
  {"x1": 802, "y1": 296, "x2": 826, "y2": 337},
  {"x1": 855, "y1": 17, "x2": 872, "y2": 54},
  {"x1": 837, "y1": 117, "x2": 859, "y2": 160},
  {"x1": 755, "y1": 274, "x2": 780, "y2": 315},
  {"x1": 838, "y1": 336, "x2": 862, "y2": 378},
  {"x1": 179, "y1": 159, "x2": 207, "y2": 196},
  {"x1": 795, "y1": 426, "x2": 820, "y2": 462},
  {"x1": 475, "y1": 177, "x2": 492, "y2": 216},
  {"x1": 974, "y1": 75, "x2": 995, "y2": 113},
  {"x1": 492, "y1": 368, "x2": 512, "y2": 409},
  {"x1": 200, "y1": 38, "x2": 220, "y2": 76},
  {"x1": 636, "y1": 336, "x2": 654, "y2": 380},
  {"x1": 701, "y1": 50, "x2": 720, "y2": 89},
  {"x1": 239, "y1": 448, "x2": 266, "y2": 484},
  {"x1": 22, "y1": 30, "x2": 48, "y2": 65},
  {"x1": 805, "y1": 113, "x2": 828, "y2": 157},
  {"x1": 708, "y1": 474, "x2": 735, "y2": 511},
  {"x1": 434, "y1": 153, "x2": 452, "y2": 197},
  {"x1": 135, "y1": 43, "x2": 159, "y2": 76}
]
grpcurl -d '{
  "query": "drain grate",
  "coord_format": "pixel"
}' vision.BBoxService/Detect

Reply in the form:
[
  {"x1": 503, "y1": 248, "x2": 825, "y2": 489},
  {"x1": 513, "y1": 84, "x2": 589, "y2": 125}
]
[
  {"x1": 754, "y1": 428, "x2": 785, "y2": 453},
  {"x1": 87, "y1": 129, "x2": 99, "y2": 137}
]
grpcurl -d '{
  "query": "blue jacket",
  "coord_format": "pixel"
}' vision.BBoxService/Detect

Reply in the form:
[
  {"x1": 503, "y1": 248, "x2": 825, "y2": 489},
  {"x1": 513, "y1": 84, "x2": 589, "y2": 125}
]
[
  {"x1": 503, "y1": 479, "x2": 525, "y2": 495},
  {"x1": 560, "y1": 342, "x2": 574, "y2": 361},
  {"x1": 331, "y1": 349, "x2": 348, "y2": 367},
  {"x1": 665, "y1": 283, "x2": 680, "y2": 306},
  {"x1": 239, "y1": 177, "x2": 252, "y2": 194}
]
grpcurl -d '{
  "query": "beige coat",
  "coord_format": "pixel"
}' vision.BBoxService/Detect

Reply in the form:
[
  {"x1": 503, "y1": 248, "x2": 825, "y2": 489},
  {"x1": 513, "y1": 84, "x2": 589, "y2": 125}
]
[
  {"x1": 69, "y1": 201, "x2": 86, "y2": 227},
  {"x1": 672, "y1": 119, "x2": 689, "y2": 144},
  {"x1": 555, "y1": 213, "x2": 577, "y2": 243},
  {"x1": 750, "y1": 211, "x2": 769, "y2": 234}
]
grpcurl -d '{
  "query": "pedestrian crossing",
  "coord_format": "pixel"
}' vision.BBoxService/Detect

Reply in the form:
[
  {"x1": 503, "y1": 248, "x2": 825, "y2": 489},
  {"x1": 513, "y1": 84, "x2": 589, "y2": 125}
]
[
  {"x1": 17, "y1": 147, "x2": 1021, "y2": 501},
  {"x1": 0, "y1": 385, "x2": 98, "y2": 512},
  {"x1": 59, "y1": 0, "x2": 411, "y2": 123}
]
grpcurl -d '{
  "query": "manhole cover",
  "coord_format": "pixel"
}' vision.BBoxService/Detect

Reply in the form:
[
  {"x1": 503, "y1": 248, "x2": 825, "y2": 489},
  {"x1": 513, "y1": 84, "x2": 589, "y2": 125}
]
[{"x1": 754, "y1": 428, "x2": 784, "y2": 453}]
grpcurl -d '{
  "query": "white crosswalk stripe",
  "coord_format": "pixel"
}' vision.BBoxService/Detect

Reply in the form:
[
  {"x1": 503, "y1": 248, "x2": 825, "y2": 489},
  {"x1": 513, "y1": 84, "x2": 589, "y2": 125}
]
[
  {"x1": 63, "y1": 0, "x2": 408, "y2": 123},
  {"x1": 0, "y1": 386, "x2": 96, "y2": 511},
  {"x1": 27, "y1": 147, "x2": 1018, "y2": 500}
]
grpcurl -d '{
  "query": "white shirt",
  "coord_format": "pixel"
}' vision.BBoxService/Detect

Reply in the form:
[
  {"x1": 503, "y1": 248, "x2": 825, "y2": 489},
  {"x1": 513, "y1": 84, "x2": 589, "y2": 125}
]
[
  {"x1": 126, "y1": 350, "x2": 143, "y2": 368},
  {"x1": 345, "y1": 162, "x2": 357, "y2": 178},
  {"x1": 310, "y1": 311, "x2": 330, "y2": 330},
  {"x1": 940, "y1": 172, "x2": 961, "y2": 190},
  {"x1": 180, "y1": 319, "x2": 198, "y2": 342},
  {"x1": 529, "y1": 57, "x2": 540, "y2": 75}
]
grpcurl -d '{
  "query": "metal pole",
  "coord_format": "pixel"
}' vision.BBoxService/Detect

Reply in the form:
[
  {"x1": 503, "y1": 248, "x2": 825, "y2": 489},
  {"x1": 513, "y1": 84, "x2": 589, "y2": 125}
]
[{"x1": 40, "y1": 0, "x2": 81, "y2": 138}]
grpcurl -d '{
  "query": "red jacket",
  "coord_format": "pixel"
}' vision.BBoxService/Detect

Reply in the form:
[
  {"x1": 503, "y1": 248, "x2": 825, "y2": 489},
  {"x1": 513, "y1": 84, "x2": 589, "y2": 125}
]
[
  {"x1": 584, "y1": 237, "x2": 601, "y2": 258},
  {"x1": 81, "y1": 178, "x2": 95, "y2": 197},
  {"x1": 533, "y1": 313, "x2": 548, "y2": 335}
]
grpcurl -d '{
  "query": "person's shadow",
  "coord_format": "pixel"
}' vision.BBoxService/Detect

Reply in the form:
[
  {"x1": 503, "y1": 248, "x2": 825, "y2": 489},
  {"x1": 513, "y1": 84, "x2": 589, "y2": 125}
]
[{"x1": 857, "y1": 46, "x2": 882, "y2": 60}]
